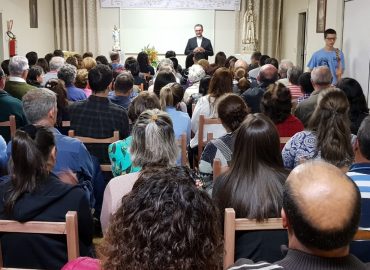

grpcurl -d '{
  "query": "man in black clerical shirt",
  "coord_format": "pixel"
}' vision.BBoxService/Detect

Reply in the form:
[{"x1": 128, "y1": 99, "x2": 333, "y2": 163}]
[{"x1": 184, "y1": 24, "x2": 214, "y2": 60}]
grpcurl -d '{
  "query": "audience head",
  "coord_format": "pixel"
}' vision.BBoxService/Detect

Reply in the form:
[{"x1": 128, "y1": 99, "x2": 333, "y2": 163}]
[
  {"x1": 165, "y1": 50, "x2": 176, "y2": 58},
  {"x1": 57, "y1": 64, "x2": 77, "y2": 86},
  {"x1": 128, "y1": 92, "x2": 160, "y2": 123},
  {"x1": 5, "y1": 126, "x2": 56, "y2": 215},
  {"x1": 95, "y1": 55, "x2": 109, "y2": 66},
  {"x1": 197, "y1": 59, "x2": 209, "y2": 73},
  {"x1": 336, "y1": 77, "x2": 369, "y2": 120},
  {"x1": 45, "y1": 79, "x2": 68, "y2": 126},
  {"x1": 185, "y1": 53, "x2": 194, "y2": 69},
  {"x1": 188, "y1": 64, "x2": 206, "y2": 84},
  {"x1": 257, "y1": 64, "x2": 279, "y2": 84},
  {"x1": 264, "y1": 57, "x2": 279, "y2": 70},
  {"x1": 199, "y1": 75, "x2": 212, "y2": 96},
  {"x1": 216, "y1": 113, "x2": 285, "y2": 221},
  {"x1": 278, "y1": 59, "x2": 294, "y2": 79},
  {"x1": 81, "y1": 57, "x2": 97, "y2": 71},
  {"x1": 53, "y1": 49, "x2": 64, "y2": 58},
  {"x1": 88, "y1": 64, "x2": 113, "y2": 93},
  {"x1": 44, "y1": 53, "x2": 53, "y2": 64},
  {"x1": 250, "y1": 51, "x2": 262, "y2": 66},
  {"x1": 157, "y1": 58, "x2": 174, "y2": 71},
  {"x1": 131, "y1": 109, "x2": 177, "y2": 168},
  {"x1": 234, "y1": 67, "x2": 246, "y2": 81},
  {"x1": 169, "y1": 57, "x2": 179, "y2": 72},
  {"x1": 137, "y1": 51, "x2": 150, "y2": 70},
  {"x1": 101, "y1": 166, "x2": 223, "y2": 269},
  {"x1": 9, "y1": 56, "x2": 29, "y2": 78},
  {"x1": 260, "y1": 54, "x2": 270, "y2": 66},
  {"x1": 356, "y1": 116, "x2": 370, "y2": 161},
  {"x1": 287, "y1": 66, "x2": 303, "y2": 85},
  {"x1": 26, "y1": 65, "x2": 44, "y2": 86},
  {"x1": 26, "y1": 51, "x2": 38, "y2": 66},
  {"x1": 234, "y1": 59, "x2": 248, "y2": 71},
  {"x1": 214, "y1": 51, "x2": 227, "y2": 67},
  {"x1": 159, "y1": 82, "x2": 184, "y2": 110},
  {"x1": 114, "y1": 71, "x2": 134, "y2": 95},
  {"x1": 238, "y1": 78, "x2": 250, "y2": 94},
  {"x1": 22, "y1": 88, "x2": 57, "y2": 125},
  {"x1": 153, "y1": 70, "x2": 176, "y2": 97},
  {"x1": 82, "y1": 52, "x2": 93, "y2": 59},
  {"x1": 1, "y1": 60, "x2": 10, "y2": 76},
  {"x1": 225, "y1": 55, "x2": 238, "y2": 69},
  {"x1": 65, "y1": 56, "x2": 78, "y2": 68},
  {"x1": 283, "y1": 161, "x2": 360, "y2": 253},
  {"x1": 298, "y1": 72, "x2": 315, "y2": 95},
  {"x1": 217, "y1": 94, "x2": 249, "y2": 132},
  {"x1": 311, "y1": 66, "x2": 333, "y2": 88},
  {"x1": 109, "y1": 51, "x2": 120, "y2": 63},
  {"x1": 208, "y1": 67, "x2": 233, "y2": 98},
  {"x1": 193, "y1": 51, "x2": 206, "y2": 63},
  {"x1": 49, "y1": 56, "x2": 65, "y2": 72},
  {"x1": 261, "y1": 83, "x2": 292, "y2": 124},
  {"x1": 0, "y1": 67, "x2": 6, "y2": 89},
  {"x1": 124, "y1": 57, "x2": 140, "y2": 76},
  {"x1": 75, "y1": 69, "x2": 88, "y2": 89},
  {"x1": 36, "y1": 58, "x2": 49, "y2": 73},
  {"x1": 308, "y1": 89, "x2": 354, "y2": 168}
]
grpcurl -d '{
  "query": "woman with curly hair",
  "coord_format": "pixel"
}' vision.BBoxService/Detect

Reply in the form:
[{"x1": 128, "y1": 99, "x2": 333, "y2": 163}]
[
  {"x1": 282, "y1": 89, "x2": 354, "y2": 170},
  {"x1": 62, "y1": 166, "x2": 223, "y2": 270}
]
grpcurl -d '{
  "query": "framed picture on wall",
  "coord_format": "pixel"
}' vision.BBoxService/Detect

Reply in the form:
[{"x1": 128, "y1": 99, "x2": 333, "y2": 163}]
[
  {"x1": 29, "y1": 0, "x2": 38, "y2": 28},
  {"x1": 316, "y1": 0, "x2": 326, "y2": 33}
]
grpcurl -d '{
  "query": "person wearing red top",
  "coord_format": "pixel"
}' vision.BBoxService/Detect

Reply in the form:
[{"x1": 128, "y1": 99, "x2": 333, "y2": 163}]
[{"x1": 261, "y1": 83, "x2": 304, "y2": 148}]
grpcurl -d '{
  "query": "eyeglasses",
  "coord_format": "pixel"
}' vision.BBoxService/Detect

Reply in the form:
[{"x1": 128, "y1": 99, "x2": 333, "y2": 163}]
[{"x1": 325, "y1": 37, "x2": 336, "y2": 41}]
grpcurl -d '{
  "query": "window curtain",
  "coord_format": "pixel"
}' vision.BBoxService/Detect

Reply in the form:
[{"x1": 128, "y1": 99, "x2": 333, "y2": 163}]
[
  {"x1": 53, "y1": 0, "x2": 99, "y2": 55},
  {"x1": 236, "y1": 0, "x2": 282, "y2": 58}
]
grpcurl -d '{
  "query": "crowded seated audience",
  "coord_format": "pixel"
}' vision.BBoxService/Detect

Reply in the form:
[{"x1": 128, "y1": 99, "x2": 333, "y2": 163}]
[
  {"x1": 1, "y1": 41, "x2": 370, "y2": 270},
  {"x1": 213, "y1": 113, "x2": 289, "y2": 262}
]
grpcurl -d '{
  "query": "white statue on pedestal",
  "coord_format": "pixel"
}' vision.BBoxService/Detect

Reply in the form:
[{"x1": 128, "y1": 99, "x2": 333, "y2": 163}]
[
  {"x1": 242, "y1": 1, "x2": 258, "y2": 53},
  {"x1": 112, "y1": 25, "x2": 121, "y2": 51}
]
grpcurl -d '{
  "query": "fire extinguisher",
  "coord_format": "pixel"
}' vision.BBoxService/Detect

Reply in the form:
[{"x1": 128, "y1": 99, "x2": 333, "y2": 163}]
[{"x1": 6, "y1": 20, "x2": 16, "y2": 57}]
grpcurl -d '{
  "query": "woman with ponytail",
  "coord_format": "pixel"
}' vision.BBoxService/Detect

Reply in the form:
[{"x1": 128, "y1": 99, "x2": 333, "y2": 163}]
[
  {"x1": 282, "y1": 89, "x2": 354, "y2": 170},
  {"x1": 160, "y1": 82, "x2": 191, "y2": 143},
  {"x1": 0, "y1": 126, "x2": 93, "y2": 269}
]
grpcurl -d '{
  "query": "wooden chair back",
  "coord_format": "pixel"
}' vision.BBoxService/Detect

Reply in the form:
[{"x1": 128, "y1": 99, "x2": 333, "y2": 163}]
[
  {"x1": 223, "y1": 208, "x2": 370, "y2": 269},
  {"x1": 212, "y1": 158, "x2": 229, "y2": 181},
  {"x1": 68, "y1": 130, "x2": 119, "y2": 172},
  {"x1": 0, "y1": 115, "x2": 16, "y2": 138},
  {"x1": 0, "y1": 211, "x2": 79, "y2": 269},
  {"x1": 178, "y1": 133, "x2": 187, "y2": 166},
  {"x1": 197, "y1": 115, "x2": 222, "y2": 163}
]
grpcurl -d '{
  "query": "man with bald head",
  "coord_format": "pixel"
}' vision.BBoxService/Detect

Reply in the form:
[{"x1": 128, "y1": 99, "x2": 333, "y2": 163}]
[
  {"x1": 294, "y1": 65, "x2": 333, "y2": 126},
  {"x1": 241, "y1": 64, "x2": 278, "y2": 113},
  {"x1": 231, "y1": 161, "x2": 370, "y2": 269}
]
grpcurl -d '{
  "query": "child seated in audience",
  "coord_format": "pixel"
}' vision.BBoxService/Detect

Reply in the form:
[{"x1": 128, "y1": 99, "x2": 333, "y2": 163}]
[
  {"x1": 63, "y1": 166, "x2": 223, "y2": 270},
  {"x1": 0, "y1": 126, "x2": 93, "y2": 269},
  {"x1": 213, "y1": 113, "x2": 289, "y2": 263}
]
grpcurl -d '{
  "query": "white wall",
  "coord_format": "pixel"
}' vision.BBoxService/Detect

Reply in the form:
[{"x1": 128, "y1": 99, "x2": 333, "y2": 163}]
[
  {"x1": 0, "y1": 0, "x2": 54, "y2": 60},
  {"x1": 96, "y1": 5, "x2": 237, "y2": 67},
  {"x1": 281, "y1": 0, "x2": 343, "y2": 68}
]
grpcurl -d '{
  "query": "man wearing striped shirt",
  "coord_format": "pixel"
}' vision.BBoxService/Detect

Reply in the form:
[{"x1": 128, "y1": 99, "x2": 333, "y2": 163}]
[{"x1": 347, "y1": 115, "x2": 370, "y2": 262}]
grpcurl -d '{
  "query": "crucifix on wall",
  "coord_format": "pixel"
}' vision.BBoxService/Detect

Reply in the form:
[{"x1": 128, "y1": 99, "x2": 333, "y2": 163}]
[{"x1": 29, "y1": 0, "x2": 38, "y2": 28}]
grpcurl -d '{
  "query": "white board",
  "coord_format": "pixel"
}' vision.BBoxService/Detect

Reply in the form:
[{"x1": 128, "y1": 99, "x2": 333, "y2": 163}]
[
  {"x1": 102, "y1": 0, "x2": 240, "y2": 10},
  {"x1": 119, "y1": 9, "x2": 215, "y2": 54},
  {"x1": 343, "y1": 0, "x2": 370, "y2": 104}
]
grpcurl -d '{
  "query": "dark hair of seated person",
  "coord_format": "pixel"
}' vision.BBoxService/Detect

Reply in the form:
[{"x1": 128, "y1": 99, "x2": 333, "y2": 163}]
[
  {"x1": 261, "y1": 83, "x2": 292, "y2": 124},
  {"x1": 153, "y1": 70, "x2": 176, "y2": 97},
  {"x1": 99, "y1": 166, "x2": 223, "y2": 270},
  {"x1": 26, "y1": 65, "x2": 43, "y2": 87},
  {"x1": 127, "y1": 91, "x2": 160, "y2": 124},
  {"x1": 298, "y1": 72, "x2": 314, "y2": 95},
  {"x1": 88, "y1": 64, "x2": 113, "y2": 93},
  {"x1": 95, "y1": 55, "x2": 109, "y2": 66}
]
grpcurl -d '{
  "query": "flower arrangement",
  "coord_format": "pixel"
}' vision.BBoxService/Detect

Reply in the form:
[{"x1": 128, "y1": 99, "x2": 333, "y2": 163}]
[{"x1": 142, "y1": 44, "x2": 158, "y2": 68}]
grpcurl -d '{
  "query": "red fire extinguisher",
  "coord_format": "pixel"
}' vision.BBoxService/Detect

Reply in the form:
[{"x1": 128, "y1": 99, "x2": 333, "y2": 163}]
[{"x1": 7, "y1": 20, "x2": 16, "y2": 57}]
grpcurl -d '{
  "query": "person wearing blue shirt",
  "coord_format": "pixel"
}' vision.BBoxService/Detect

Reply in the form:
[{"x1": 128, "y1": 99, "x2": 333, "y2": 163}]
[
  {"x1": 347, "y1": 116, "x2": 370, "y2": 262},
  {"x1": 58, "y1": 63, "x2": 87, "y2": 101},
  {"x1": 0, "y1": 135, "x2": 6, "y2": 173},
  {"x1": 307, "y1": 28, "x2": 345, "y2": 84}
]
